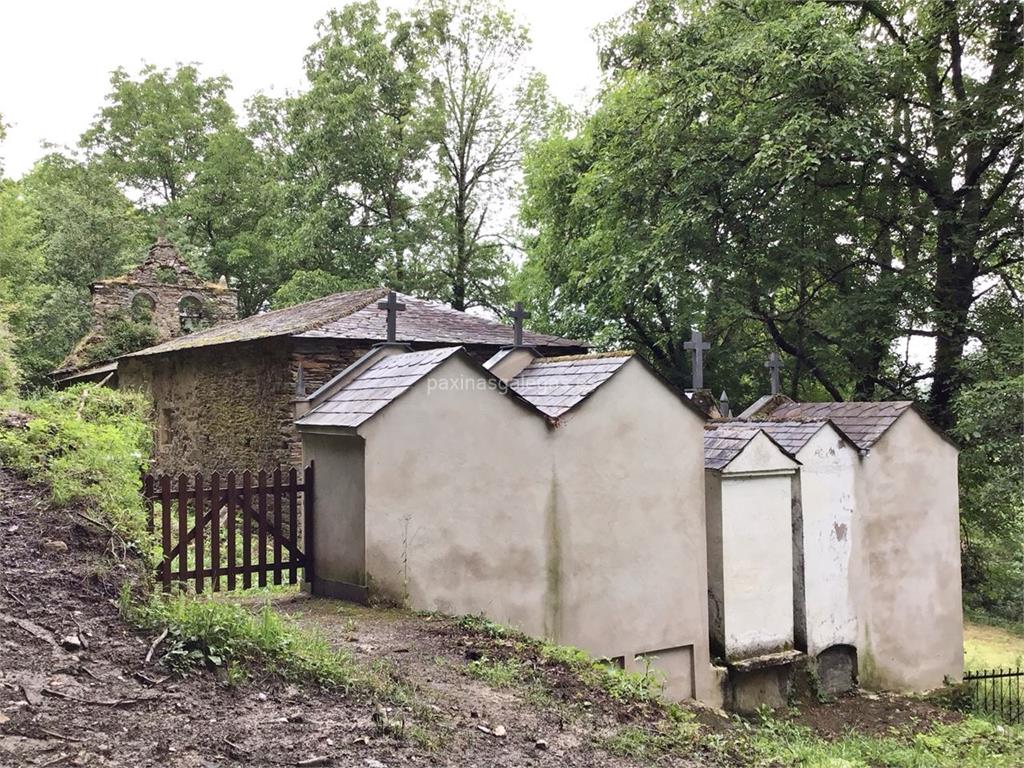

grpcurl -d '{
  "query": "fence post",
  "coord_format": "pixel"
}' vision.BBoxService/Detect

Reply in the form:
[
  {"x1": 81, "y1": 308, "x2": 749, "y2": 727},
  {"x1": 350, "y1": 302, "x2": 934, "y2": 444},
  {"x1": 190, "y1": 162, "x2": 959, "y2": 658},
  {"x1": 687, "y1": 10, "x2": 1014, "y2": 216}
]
[
  {"x1": 210, "y1": 472, "x2": 221, "y2": 592},
  {"x1": 176, "y1": 474, "x2": 189, "y2": 588},
  {"x1": 194, "y1": 472, "x2": 205, "y2": 594},
  {"x1": 288, "y1": 467, "x2": 298, "y2": 585},
  {"x1": 241, "y1": 471, "x2": 252, "y2": 590},
  {"x1": 257, "y1": 470, "x2": 268, "y2": 588},
  {"x1": 160, "y1": 475, "x2": 172, "y2": 592},
  {"x1": 226, "y1": 471, "x2": 237, "y2": 592},
  {"x1": 273, "y1": 468, "x2": 283, "y2": 586}
]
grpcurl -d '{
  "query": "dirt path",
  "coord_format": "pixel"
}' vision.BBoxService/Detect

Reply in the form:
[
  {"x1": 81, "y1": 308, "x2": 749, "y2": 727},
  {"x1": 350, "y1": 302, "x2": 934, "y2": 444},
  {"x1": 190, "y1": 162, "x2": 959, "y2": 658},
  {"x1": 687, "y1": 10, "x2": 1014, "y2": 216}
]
[
  {"x1": 0, "y1": 469, "x2": 713, "y2": 767},
  {"x1": 274, "y1": 596, "x2": 716, "y2": 767}
]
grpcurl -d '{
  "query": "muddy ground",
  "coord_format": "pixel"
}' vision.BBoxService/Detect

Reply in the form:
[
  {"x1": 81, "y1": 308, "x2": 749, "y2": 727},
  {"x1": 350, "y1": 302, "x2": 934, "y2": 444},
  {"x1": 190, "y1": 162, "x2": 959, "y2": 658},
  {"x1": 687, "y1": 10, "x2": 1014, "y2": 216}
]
[{"x1": 0, "y1": 469, "x2": 958, "y2": 767}]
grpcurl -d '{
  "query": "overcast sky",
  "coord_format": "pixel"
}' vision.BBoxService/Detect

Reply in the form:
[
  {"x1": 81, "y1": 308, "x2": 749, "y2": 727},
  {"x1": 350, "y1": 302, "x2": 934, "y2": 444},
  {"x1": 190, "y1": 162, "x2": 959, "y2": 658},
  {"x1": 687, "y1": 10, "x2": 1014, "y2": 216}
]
[{"x1": 0, "y1": 0, "x2": 633, "y2": 179}]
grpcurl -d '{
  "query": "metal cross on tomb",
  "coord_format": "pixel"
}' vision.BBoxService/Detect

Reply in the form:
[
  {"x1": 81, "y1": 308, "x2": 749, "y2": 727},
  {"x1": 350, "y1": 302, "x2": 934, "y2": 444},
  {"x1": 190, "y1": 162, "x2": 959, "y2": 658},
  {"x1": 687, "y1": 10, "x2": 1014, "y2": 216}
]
[
  {"x1": 683, "y1": 329, "x2": 711, "y2": 390},
  {"x1": 378, "y1": 290, "x2": 406, "y2": 342},
  {"x1": 765, "y1": 350, "x2": 783, "y2": 395},
  {"x1": 510, "y1": 302, "x2": 531, "y2": 347}
]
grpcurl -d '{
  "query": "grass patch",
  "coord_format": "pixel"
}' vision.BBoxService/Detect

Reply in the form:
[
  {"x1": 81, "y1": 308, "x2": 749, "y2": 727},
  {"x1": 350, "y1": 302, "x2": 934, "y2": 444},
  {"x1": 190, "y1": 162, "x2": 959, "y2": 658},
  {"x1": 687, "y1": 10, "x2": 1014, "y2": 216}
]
[
  {"x1": 603, "y1": 706, "x2": 702, "y2": 758},
  {"x1": 466, "y1": 657, "x2": 533, "y2": 688},
  {"x1": 0, "y1": 384, "x2": 153, "y2": 555},
  {"x1": 540, "y1": 643, "x2": 664, "y2": 703},
  {"x1": 741, "y1": 711, "x2": 1024, "y2": 768},
  {"x1": 121, "y1": 587, "x2": 373, "y2": 690},
  {"x1": 964, "y1": 620, "x2": 1024, "y2": 671},
  {"x1": 455, "y1": 614, "x2": 665, "y2": 705}
]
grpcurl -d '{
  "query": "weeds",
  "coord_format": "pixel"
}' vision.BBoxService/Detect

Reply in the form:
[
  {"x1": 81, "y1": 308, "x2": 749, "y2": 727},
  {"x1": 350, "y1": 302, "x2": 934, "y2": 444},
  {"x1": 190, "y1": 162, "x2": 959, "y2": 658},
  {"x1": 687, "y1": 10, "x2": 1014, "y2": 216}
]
[
  {"x1": 466, "y1": 657, "x2": 533, "y2": 688},
  {"x1": 603, "y1": 705, "x2": 701, "y2": 758},
  {"x1": 540, "y1": 642, "x2": 664, "y2": 703},
  {"x1": 121, "y1": 586, "x2": 367, "y2": 689},
  {"x1": 0, "y1": 385, "x2": 154, "y2": 556},
  {"x1": 455, "y1": 614, "x2": 665, "y2": 705}
]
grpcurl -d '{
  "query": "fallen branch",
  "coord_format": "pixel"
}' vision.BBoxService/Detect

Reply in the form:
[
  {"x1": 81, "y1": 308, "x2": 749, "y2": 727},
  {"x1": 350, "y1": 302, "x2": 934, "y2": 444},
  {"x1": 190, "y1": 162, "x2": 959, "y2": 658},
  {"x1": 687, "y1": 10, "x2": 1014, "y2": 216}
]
[
  {"x1": 0, "y1": 612, "x2": 61, "y2": 649},
  {"x1": 41, "y1": 687, "x2": 154, "y2": 708},
  {"x1": 72, "y1": 510, "x2": 113, "y2": 535},
  {"x1": 2, "y1": 585, "x2": 26, "y2": 606},
  {"x1": 133, "y1": 671, "x2": 169, "y2": 687},
  {"x1": 222, "y1": 736, "x2": 247, "y2": 754},
  {"x1": 145, "y1": 628, "x2": 168, "y2": 664},
  {"x1": 36, "y1": 728, "x2": 83, "y2": 743}
]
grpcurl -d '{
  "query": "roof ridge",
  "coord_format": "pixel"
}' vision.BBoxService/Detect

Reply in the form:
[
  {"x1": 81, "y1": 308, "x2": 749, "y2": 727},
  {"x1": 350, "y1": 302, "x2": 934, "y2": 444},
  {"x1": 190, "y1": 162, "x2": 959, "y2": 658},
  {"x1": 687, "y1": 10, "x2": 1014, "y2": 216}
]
[
  {"x1": 300, "y1": 287, "x2": 389, "y2": 334},
  {"x1": 535, "y1": 350, "x2": 635, "y2": 363}
]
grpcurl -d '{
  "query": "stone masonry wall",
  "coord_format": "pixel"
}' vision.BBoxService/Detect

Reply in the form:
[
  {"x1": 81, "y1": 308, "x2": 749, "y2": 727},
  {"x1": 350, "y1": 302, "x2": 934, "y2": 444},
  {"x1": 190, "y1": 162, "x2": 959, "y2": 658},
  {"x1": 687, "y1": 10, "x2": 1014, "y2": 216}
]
[
  {"x1": 119, "y1": 338, "x2": 374, "y2": 475},
  {"x1": 120, "y1": 340, "x2": 298, "y2": 476},
  {"x1": 90, "y1": 280, "x2": 237, "y2": 343},
  {"x1": 120, "y1": 337, "x2": 522, "y2": 476}
]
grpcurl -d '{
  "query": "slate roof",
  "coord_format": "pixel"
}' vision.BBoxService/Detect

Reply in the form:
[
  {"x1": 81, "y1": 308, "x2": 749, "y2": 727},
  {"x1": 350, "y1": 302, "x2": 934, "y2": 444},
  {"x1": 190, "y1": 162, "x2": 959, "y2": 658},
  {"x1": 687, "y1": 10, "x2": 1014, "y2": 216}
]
[
  {"x1": 126, "y1": 289, "x2": 584, "y2": 358},
  {"x1": 703, "y1": 423, "x2": 796, "y2": 471},
  {"x1": 508, "y1": 353, "x2": 634, "y2": 418},
  {"x1": 296, "y1": 347, "x2": 462, "y2": 429},
  {"x1": 299, "y1": 295, "x2": 582, "y2": 349},
  {"x1": 754, "y1": 420, "x2": 856, "y2": 455},
  {"x1": 762, "y1": 401, "x2": 915, "y2": 451}
]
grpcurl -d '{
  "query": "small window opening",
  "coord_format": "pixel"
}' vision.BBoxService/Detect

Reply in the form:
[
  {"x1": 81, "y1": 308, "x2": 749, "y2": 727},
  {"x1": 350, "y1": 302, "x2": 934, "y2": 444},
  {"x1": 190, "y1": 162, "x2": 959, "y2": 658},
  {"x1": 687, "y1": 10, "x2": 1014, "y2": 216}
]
[
  {"x1": 130, "y1": 292, "x2": 156, "y2": 322},
  {"x1": 178, "y1": 296, "x2": 206, "y2": 334}
]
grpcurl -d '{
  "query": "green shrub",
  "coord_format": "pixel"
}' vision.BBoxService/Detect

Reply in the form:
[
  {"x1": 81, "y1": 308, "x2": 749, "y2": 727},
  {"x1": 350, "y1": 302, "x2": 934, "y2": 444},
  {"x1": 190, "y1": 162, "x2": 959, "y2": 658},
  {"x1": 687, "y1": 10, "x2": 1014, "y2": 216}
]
[
  {"x1": 84, "y1": 309, "x2": 159, "y2": 364},
  {"x1": 122, "y1": 588, "x2": 367, "y2": 689},
  {"x1": 0, "y1": 384, "x2": 153, "y2": 553},
  {"x1": 0, "y1": 314, "x2": 20, "y2": 395}
]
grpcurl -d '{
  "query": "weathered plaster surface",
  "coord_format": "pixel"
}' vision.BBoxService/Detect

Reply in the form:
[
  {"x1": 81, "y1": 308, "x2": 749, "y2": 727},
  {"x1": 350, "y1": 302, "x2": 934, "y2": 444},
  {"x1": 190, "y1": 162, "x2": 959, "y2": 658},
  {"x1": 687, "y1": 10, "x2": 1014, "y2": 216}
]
[
  {"x1": 705, "y1": 432, "x2": 798, "y2": 662},
  {"x1": 303, "y1": 356, "x2": 713, "y2": 701},
  {"x1": 719, "y1": 473, "x2": 795, "y2": 659},
  {"x1": 797, "y1": 425, "x2": 858, "y2": 656},
  {"x1": 301, "y1": 432, "x2": 366, "y2": 587},
  {"x1": 855, "y1": 411, "x2": 964, "y2": 691}
]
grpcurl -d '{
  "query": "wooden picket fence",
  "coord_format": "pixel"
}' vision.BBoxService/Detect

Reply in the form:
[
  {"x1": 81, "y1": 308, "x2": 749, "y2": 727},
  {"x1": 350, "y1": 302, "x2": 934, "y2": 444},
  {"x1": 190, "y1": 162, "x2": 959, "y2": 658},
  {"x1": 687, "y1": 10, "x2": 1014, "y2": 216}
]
[{"x1": 142, "y1": 464, "x2": 314, "y2": 593}]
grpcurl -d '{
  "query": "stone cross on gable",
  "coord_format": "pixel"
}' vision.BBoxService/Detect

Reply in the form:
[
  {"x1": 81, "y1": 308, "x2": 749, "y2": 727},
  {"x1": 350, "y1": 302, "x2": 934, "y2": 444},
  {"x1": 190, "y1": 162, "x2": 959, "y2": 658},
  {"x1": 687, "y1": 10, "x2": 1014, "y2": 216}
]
[
  {"x1": 510, "y1": 302, "x2": 531, "y2": 347},
  {"x1": 683, "y1": 329, "x2": 711, "y2": 390},
  {"x1": 765, "y1": 350, "x2": 783, "y2": 395},
  {"x1": 377, "y1": 290, "x2": 406, "y2": 343}
]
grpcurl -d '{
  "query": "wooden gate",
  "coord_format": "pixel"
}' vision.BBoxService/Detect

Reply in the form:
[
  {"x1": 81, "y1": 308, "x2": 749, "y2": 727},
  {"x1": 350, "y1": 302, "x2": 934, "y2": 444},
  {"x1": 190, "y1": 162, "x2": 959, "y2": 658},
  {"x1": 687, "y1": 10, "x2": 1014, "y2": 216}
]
[{"x1": 142, "y1": 463, "x2": 314, "y2": 593}]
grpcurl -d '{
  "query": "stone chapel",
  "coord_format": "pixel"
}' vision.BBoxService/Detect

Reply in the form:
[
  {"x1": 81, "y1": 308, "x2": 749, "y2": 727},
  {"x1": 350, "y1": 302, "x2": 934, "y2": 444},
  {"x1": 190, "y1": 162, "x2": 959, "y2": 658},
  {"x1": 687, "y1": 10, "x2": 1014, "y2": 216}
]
[{"x1": 52, "y1": 238, "x2": 239, "y2": 386}]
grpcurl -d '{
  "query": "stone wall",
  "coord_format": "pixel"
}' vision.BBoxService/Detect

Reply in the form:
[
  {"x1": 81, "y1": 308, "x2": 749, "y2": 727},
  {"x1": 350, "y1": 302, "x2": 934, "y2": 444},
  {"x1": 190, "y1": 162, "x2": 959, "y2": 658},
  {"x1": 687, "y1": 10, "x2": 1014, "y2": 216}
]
[
  {"x1": 58, "y1": 238, "x2": 239, "y2": 374},
  {"x1": 90, "y1": 279, "x2": 237, "y2": 344},
  {"x1": 120, "y1": 337, "x2": 523, "y2": 476},
  {"x1": 120, "y1": 338, "x2": 374, "y2": 475}
]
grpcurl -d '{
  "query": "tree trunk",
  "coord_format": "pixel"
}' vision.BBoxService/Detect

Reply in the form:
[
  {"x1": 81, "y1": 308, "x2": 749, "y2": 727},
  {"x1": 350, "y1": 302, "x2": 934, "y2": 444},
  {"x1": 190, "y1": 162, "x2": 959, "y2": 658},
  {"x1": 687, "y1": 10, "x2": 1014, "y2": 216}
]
[
  {"x1": 927, "y1": 215, "x2": 976, "y2": 429},
  {"x1": 452, "y1": 187, "x2": 468, "y2": 312}
]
